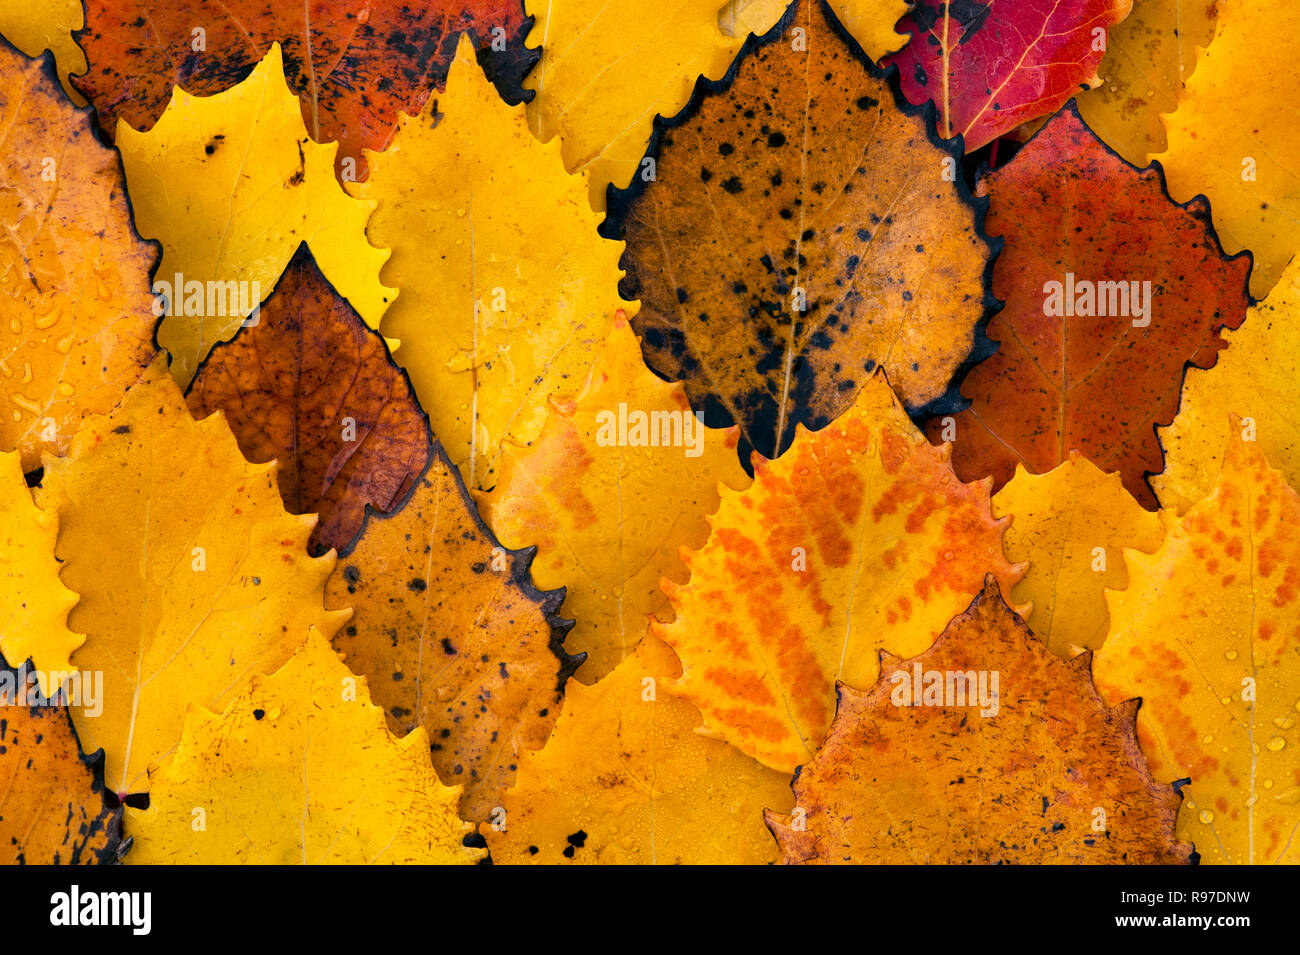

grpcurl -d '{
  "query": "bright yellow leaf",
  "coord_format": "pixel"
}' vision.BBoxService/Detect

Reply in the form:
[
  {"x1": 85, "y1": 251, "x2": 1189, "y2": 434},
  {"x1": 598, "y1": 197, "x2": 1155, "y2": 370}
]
[
  {"x1": 126, "y1": 628, "x2": 481, "y2": 864},
  {"x1": 1152, "y1": 0, "x2": 1300, "y2": 297},
  {"x1": 1075, "y1": 0, "x2": 1218, "y2": 166},
  {"x1": 356, "y1": 36, "x2": 627, "y2": 491},
  {"x1": 0, "y1": 450, "x2": 80, "y2": 696},
  {"x1": 1154, "y1": 255, "x2": 1300, "y2": 514},
  {"x1": 484, "y1": 630, "x2": 792, "y2": 863},
  {"x1": 720, "y1": 0, "x2": 911, "y2": 58},
  {"x1": 117, "y1": 43, "x2": 394, "y2": 385},
  {"x1": 0, "y1": 0, "x2": 87, "y2": 103},
  {"x1": 476, "y1": 317, "x2": 751, "y2": 681},
  {"x1": 37, "y1": 360, "x2": 349, "y2": 796},
  {"x1": 993, "y1": 452, "x2": 1162, "y2": 656},
  {"x1": 1095, "y1": 429, "x2": 1300, "y2": 864}
]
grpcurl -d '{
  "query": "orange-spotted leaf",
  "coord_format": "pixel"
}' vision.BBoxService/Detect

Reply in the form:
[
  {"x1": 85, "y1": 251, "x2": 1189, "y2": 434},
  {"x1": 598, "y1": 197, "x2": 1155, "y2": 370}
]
[
  {"x1": 328, "y1": 444, "x2": 581, "y2": 821},
  {"x1": 614, "y1": 0, "x2": 993, "y2": 460},
  {"x1": 0, "y1": 653, "x2": 121, "y2": 865},
  {"x1": 931, "y1": 105, "x2": 1250, "y2": 507},
  {"x1": 655, "y1": 372, "x2": 1024, "y2": 773},
  {"x1": 188, "y1": 244, "x2": 429, "y2": 555},
  {"x1": 766, "y1": 579, "x2": 1192, "y2": 863},
  {"x1": 73, "y1": 0, "x2": 535, "y2": 181},
  {"x1": 1094, "y1": 425, "x2": 1300, "y2": 864},
  {"x1": 0, "y1": 41, "x2": 158, "y2": 472},
  {"x1": 484, "y1": 630, "x2": 793, "y2": 863},
  {"x1": 884, "y1": 0, "x2": 1133, "y2": 151},
  {"x1": 476, "y1": 316, "x2": 751, "y2": 682}
]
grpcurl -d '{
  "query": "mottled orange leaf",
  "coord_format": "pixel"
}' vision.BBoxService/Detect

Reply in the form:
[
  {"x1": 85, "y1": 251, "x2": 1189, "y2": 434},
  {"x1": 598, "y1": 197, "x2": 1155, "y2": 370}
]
[
  {"x1": 73, "y1": 0, "x2": 536, "y2": 180},
  {"x1": 655, "y1": 372, "x2": 1023, "y2": 773},
  {"x1": 884, "y1": 0, "x2": 1132, "y2": 151},
  {"x1": 188, "y1": 245, "x2": 429, "y2": 555},
  {"x1": 614, "y1": 0, "x2": 993, "y2": 460},
  {"x1": 484, "y1": 630, "x2": 793, "y2": 864},
  {"x1": 0, "y1": 653, "x2": 121, "y2": 865},
  {"x1": 766, "y1": 579, "x2": 1192, "y2": 864},
  {"x1": 930, "y1": 105, "x2": 1250, "y2": 507},
  {"x1": 476, "y1": 316, "x2": 751, "y2": 682},
  {"x1": 1095, "y1": 425, "x2": 1300, "y2": 864},
  {"x1": 328, "y1": 444, "x2": 582, "y2": 820},
  {"x1": 0, "y1": 41, "x2": 157, "y2": 471}
]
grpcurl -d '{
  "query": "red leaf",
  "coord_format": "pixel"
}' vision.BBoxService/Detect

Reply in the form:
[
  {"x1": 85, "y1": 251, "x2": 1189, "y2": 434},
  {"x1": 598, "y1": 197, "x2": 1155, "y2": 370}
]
[
  {"x1": 884, "y1": 0, "x2": 1131, "y2": 151},
  {"x1": 73, "y1": 0, "x2": 535, "y2": 180},
  {"x1": 187, "y1": 245, "x2": 430, "y2": 554},
  {"x1": 928, "y1": 105, "x2": 1250, "y2": 507}
]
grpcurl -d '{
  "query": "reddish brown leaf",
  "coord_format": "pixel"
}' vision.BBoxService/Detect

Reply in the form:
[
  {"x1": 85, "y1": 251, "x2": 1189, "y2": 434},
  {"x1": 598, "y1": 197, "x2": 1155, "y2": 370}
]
[
  {"x1": 73, "y1": 0, "x2": 536, "y2": 180},
  {"x1": 884, "y1": 0, "x2": 1132, "y2": 151},
  {"x1": 765, "y1": 579, "x2": 1192, "y2": 864},
  {"x1": 928, "y1": 105, "x2": 1250, "y2": 507},
  {"x1": 187, "y1": 244, "x2": 429, "y2": 554}
]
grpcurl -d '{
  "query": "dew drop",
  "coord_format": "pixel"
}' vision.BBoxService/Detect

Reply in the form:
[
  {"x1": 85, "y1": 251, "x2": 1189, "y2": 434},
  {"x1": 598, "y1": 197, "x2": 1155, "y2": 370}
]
[
  {"x1": 1267, "y1": 736, "x2": 1286, "y2": 752},
  {"x1": 1198, "y1": 809, "x2": 1214, "y2": 825},
  {"x1": 1225, "y1": 649, "x2": 1238, "y2": 661}
]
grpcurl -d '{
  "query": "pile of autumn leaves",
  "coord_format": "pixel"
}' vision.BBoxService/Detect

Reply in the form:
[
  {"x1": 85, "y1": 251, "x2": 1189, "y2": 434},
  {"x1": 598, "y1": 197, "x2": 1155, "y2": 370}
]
[{"x1": 0, "y1": 0, "x2": 1297, "y2": 866}]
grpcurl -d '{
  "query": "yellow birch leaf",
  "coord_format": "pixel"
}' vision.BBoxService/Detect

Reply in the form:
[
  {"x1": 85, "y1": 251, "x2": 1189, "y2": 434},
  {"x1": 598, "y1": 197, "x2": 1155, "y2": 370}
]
[
  {"x1": 116, "y1": 42, "x2": 394, "y2": 385},
  {"x1": 484, "y1": 630, "x2": 792, "y2": 863},
  {"x1": 0, "y1": 450, "x2": 80, "y2": 696},
  {"x1": 1094, "y1": 427, "x2": 1300, "y2": 864},
  {"x1": 126, "y1": 628, "x2": 481, "y2": 864},
  {"x1": 527, "y1": 0, "x2": 911, "y2": 212},
  {"x1": 1152, "y1": 0, "x2": 1299, "y2": 297},
  {"x1": 37, "y1": 360, "x2": 349, "y2": 797},
  {"x1": 1074, "y1": 0, "x2": 1219, "y2": 166},
  {"x1": 993, "y1": 452, "x2": 1163, "y2": 657},
  {"x1": 656, "y1": 371, "x2": 1024, "y2": 772},
  {"x1": 1154, "y1": 255, "x2": 1300, "y2": 514},
  {"x1": 0, "y1": 0, "x2": 87, "y2": 102},
  {"x1": 475, "y1": 316, "x2": 751, "y2": 682},
  {"x1": 355, "y1": 36, "x2": 627, "y2": 491}
]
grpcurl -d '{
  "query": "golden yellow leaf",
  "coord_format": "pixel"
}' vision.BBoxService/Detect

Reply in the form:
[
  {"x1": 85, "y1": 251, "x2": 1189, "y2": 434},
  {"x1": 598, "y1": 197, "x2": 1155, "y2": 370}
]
[
  {"x1": 1074, "y1": 0, "x2": 1218, "y2": 165},
  {"x1": 1154, "y1": 255, "x2": 1300, "y2": 514},
  {"x1": 0, "y1": 0, "x2": 87, "y2": 102},
  {"x1": 0, "y1": 42, "x2": 158, "y2": 471},
  {"x1": 117, "y1": 42, "x2": 393, "y2": 385},
  {"x1": 1094, "y1": 428, "x2": 1300, "y2": 864},
  {"x1": 126, "y1": 628, "x2": 481, "y2": 864},
  {"x1": 993, "y1": 452, "x2": 1163, "y2": 657},
  {"x1": 1152, "y1": 0, "x2": 1299, "y2": 297},
  {"x1": 37, "y1": 360, "x2": 349, "y2": 796},
  {"x1": 656, "y1": 371, "x2": 1024, "y2": 772},
  {"x1": 0, "y1": 450, "x2": 80, "y2": 696},
  {"x1": 476, "y1": 317, "x2": 751, "y2": 681},
  {"x1": 484, "y1": 630, "x2": 792, "y2": 863},
  {"x1": 355, "y1": 36, "x2": 627, "y2": 491}
]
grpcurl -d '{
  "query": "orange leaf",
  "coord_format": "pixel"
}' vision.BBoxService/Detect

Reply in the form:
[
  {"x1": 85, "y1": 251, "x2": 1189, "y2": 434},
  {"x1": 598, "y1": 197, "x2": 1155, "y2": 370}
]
[
  {"x1": 931, "y1": 105, "x2": 1250, "y2": 507},
  {"x1": 0, "y1": 654, "x2": 121, "y2": 864},
  {"x1": 0, "y1": 41, "x2": 157, "y2": 471},
  {"x1": 188, "y1": 245, "x2": 429, "y2": 554},
  {"x1": 328, "y1": 445, "x2": 582, "y2": 820},
  {"x1": 613, "y1": 0, "x2": 993, "y2": 460},
  {"x1": 655, "y1": 372, "x2": 1023, "y2": 773},
  {"x1": 766, "y1": 579, "x2": 1192, "y2": 864}
]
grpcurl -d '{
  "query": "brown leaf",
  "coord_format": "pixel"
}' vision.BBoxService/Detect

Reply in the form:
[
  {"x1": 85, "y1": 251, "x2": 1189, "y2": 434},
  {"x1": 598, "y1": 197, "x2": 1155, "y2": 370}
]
[
  {"x1": 766, "y1": 579, "x2": 1192, "y2": 864},
  {"x1": 187, "y1": 244, "x2": 429, "y2": 554},
  {"x1": 612, "y1": 0, "x2": 993, "y2": 459},
  {"x1": 327, "y1": 444, "x2": 582, "y2": 820}
]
